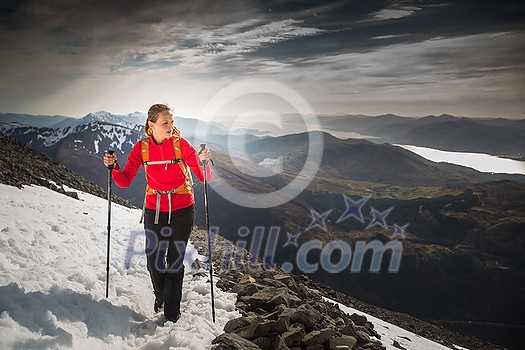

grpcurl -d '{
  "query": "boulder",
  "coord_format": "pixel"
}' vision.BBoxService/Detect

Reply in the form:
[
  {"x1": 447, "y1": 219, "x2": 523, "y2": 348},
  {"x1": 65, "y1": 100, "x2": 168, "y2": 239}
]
[
  {"x1": 290, "y1": 304, "x2": 324, "y2": 331},
  {"x1": 282, "y1": 324, "x2": 306, "y2": 347},
  {"x1": 302, "y1": 328, "x2": 337, "y2": 347},
  {"x1": 329, "y1": 335, "x2": 358, "y2": 350},
  {"x1": 224, "y1": 316, "x2": 259, "y2": 333},
  {"x1": 211, "y1": 333, "x2": 259, "y2": 350},
  {"x1": 350, "y1": 314, "x2": 368, "y2": 326},
  {"x1": 233, "y1": 317, "x2": 289, "y2": 340},
  {"x1": 271, "y1": 336, "x2": 292, "y2": 350}
]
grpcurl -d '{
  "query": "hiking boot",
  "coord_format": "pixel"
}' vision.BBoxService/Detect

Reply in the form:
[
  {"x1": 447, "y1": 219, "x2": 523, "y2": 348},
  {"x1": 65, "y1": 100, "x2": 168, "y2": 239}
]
[
  {"x1": 154, "y1": 297, "x2": 164, "y2": 313},
  {"x1": 166, "y1": 311, "x2": 181, "y2": 323}
]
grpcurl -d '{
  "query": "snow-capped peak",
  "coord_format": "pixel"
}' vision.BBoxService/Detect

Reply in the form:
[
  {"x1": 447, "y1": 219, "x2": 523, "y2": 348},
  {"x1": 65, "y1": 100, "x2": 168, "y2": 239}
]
[{"x1": 80, "y1": 111, "x2": 145, "y2": 127}]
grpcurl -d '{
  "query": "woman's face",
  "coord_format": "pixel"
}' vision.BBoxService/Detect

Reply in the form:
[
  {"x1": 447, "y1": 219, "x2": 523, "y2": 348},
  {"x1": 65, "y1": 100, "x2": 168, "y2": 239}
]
[{"x1": 149, "y1": 110, "x2": 174, "y2": 143}]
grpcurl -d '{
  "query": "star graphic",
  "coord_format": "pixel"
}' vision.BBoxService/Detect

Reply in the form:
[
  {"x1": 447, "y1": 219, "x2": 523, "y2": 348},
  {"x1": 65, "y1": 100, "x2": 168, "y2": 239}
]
[
  {"x1": 306, "y1": 208, "x2": 333, "y2": 232},
  {"x1": 283, "y1": 231, "x2": 301, "y2": 248},
  {"x1": 337, "y1": 195, "x2": 370, "y2": 224},
  {"x1": 391, "y1": 223, "x2": 409, "y2": 239},
  {"x1": 366, "y1": 207, "x2": 393, "y2": 230}
]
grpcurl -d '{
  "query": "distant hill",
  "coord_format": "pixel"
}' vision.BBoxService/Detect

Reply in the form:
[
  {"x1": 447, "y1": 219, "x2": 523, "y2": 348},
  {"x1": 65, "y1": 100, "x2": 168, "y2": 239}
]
[
  {"x1": 0, "y1": 112, "x2": 71, "y2": 128},
  {"x1": 320, "y1": 114, "x2": 525, "y2": 157},
  {"x1": 245, "y1": 131, "x2": 525, "y2": 186}
]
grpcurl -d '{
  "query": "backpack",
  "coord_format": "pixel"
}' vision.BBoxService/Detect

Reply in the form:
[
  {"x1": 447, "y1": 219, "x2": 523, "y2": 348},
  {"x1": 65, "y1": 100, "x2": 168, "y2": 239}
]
[{"x1": 139, "y1": 136, "x2": 194, "y2": 224}]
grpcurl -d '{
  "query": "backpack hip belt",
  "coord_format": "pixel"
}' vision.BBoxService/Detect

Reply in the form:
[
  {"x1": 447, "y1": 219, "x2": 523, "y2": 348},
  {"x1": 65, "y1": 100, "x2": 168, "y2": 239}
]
[{"x1": 155, "y1": 188, "x2": 178, "y2": 225}]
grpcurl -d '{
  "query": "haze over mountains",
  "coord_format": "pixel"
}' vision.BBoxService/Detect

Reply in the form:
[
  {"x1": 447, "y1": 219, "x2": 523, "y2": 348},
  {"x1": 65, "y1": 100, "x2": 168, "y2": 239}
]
[
  {"x1": 318, "y1": 113, "x2": 525, "y2": 158},
  {"x1": 2, "y1": 111, "x2": 523, "y2": 208},
  {"x1": 1, "y1": 111, "x2": 525, "y2": 349}
]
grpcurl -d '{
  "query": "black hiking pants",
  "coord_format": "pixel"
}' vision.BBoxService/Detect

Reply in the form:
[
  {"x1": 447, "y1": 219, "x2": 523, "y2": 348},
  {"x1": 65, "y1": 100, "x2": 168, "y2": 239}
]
[{"x1": 143, "y1": 204, "x2": 194, "y2": 320}]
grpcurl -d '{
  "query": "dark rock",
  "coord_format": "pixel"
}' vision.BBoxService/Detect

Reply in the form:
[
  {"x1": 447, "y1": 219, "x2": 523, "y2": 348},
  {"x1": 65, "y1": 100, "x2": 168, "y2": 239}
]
[
  {"x1": 304, "y1": 345, "x2": 323, "y2": 350},
  {"x1": 274, "y1": 274, "x2": 295, "y2": 285},
  {"x1": 365, "y1": 323, "x2": 381, "y2": 339},
  {"x1": 269, "y1": 290, "x2": 302, "y2": 310},
  {"x1": 273, "y1": 303, "x2": 288, "y2": 315},
  {"x1": 224, "y1": 316, "x2": 259, "y2": 333},
  {"x1": 252, "y1": 336, "x2": 272, "y2": 350},
  {"x1": 232, "y1": 282, "x2": 259, "y2": 296},
  {"x1": 335, "y1": 317, "x2": 346, "y2": 327},
  {"x1": 355, "y1": 330, "x2": 371, "y2": 343},
  {"x1": 263, "y1": 310, "x2": 283, "y2": 321},
  {"x1": 329, "y1": 335, "x2": 358, "y2": 350},
  {"x1": 253, "y1": 307, "x2": 270, "y2": 315},
  {"x1": 340, "y1": 323, "x2": 358, "y2": 337},
  {"x1": 282, "y1": 324, "x2": 305, "y2": 347},
  {"x1": 211, "y1": 333, "x2": 259, "y2": 350},
  {"x1": 234, "y1": 317, "x2": 289, "y2": 340},
  {"x1": 232, "y1": 324, "x2": 259, "y2": 340},
  {"x1": 217, "y1": 279, "x2": 236, "y2": 290},
  {"x1": 242, "y1": 287, "x2": 277, "y2": 309},
  {"x1": 261, "y1": 277, "x2": 288, "y2": 289},
  {"x1": 302, "y1": 328, "x2": 337, "y2": 347},
  {"x1": 235, "y1": 301, "x2": 248, "y2": 310},
  {"x1": 290, "y1": 304, "x2": 324, "y2": 331},
  {"x1": 350, "y1": 314, "x2": 368, "y2": 326},
  {"x1": 271, "y1": 336, "x2": 291, "y2": 350},
  {"x1": 279, "y1": 307, "x2": 295, "y2": 321},
  {"x1": 238, "y1": 274, "x2": 256, "y2": 285},
  {"x1": 393, "y1": 339, "x2": 408, "y2": 350}
]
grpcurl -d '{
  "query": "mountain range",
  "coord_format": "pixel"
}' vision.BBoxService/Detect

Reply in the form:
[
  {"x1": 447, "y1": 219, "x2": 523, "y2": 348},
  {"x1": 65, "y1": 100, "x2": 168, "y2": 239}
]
[
  {"x1": 318, "y1": 113, "x2": 525, "y2": 159},
  {"x1": 0, "y1": 131, "x2": 505, "y2": 350},
  {"x1": 1, "y1": 111, "x2": 525, "y2": 349}
]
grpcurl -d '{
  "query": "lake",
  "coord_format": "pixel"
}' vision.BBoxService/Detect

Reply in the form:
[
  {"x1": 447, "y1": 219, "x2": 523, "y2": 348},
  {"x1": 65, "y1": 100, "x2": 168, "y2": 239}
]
[{"x1": 395, "y1": 144, "x2": 525, "y2": 175}]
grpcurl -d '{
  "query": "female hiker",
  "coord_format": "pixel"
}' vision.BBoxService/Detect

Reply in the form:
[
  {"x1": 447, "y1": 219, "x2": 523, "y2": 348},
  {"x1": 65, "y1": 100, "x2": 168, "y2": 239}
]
[{"x1": 103, "y1": 103, "x2": 212, "y2": 322}]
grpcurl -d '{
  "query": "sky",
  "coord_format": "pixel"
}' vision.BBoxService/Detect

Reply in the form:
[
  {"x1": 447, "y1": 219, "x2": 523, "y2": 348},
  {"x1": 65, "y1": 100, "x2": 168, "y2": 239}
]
[{"x1": 1, "y1": 0, "x2": 524, "y2": 121}]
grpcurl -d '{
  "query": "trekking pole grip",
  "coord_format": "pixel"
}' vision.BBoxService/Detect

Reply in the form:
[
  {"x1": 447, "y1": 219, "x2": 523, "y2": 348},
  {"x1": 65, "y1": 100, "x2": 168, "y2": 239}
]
[
  {"x1": 106, "y1": 150, "x2": 115, "y2": 170},
  {"x1": 199, "y1": 143, "x2": 214, "y2": 166},
  {"x1": 199, "y1": 144, "x2": 207, "y2": 166}
]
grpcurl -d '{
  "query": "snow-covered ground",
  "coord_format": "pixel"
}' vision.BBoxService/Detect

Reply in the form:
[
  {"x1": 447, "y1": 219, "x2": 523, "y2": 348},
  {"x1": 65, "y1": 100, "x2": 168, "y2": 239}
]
[
  {"x1": 324, "y1": 297, "x2": 468, "y2": 350},
  {"x1": 0, "y1": 184, "x2": 239, "y2": 349},
  {"x1": 0, "y1": 183, "x2": 466, "y2": 349}
]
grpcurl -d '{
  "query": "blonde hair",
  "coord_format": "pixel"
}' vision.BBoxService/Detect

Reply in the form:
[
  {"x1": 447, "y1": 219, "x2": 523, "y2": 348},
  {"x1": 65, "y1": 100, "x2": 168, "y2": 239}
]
[{"x1": 144, "y1": 103, "x2": 180, "y2": 137}]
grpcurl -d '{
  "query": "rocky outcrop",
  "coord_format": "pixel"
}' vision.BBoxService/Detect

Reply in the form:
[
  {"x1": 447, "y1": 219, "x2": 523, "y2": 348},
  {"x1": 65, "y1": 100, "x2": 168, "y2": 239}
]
[
  {"x1": 188, "y1": 229, "x2": 504, "y2": 350},
  {"x1": 212, "y1": 270, "x2": 385, "y2": 350},
  {"x1": 0, "y1": 132, "x2": 133, "y2": 207}
]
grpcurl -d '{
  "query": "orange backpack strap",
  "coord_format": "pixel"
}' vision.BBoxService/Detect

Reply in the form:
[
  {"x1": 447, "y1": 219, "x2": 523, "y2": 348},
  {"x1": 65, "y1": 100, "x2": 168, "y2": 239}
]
[
  {"x1": 140, "y1": 137, "x2": 150, "y2": 170},
  {"x1": 172, "y1": 137, "x2": 194, "y2": 192}
]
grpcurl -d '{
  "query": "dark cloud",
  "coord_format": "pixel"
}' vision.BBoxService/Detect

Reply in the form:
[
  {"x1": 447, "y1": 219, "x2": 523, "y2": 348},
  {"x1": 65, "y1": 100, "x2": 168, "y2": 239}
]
[
  {"x1": 249, "y1": 0, "x2": 525, "y2": 59},
  {"x1": 0, "y1": 0, "x2": 524, "y2": 118}
]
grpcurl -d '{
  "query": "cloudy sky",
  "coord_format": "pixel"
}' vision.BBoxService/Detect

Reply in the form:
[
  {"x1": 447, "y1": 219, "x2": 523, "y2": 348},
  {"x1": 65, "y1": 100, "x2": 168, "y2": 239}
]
[{"x1": 1, "y1": 0, "x2": 524, "y2": 120}]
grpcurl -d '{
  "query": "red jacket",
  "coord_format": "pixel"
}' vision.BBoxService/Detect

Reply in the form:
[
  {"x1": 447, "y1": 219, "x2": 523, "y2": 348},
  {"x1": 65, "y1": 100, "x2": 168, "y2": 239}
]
[{"x1": 112, "y1": 136, "x2": 212, "y2": 212}]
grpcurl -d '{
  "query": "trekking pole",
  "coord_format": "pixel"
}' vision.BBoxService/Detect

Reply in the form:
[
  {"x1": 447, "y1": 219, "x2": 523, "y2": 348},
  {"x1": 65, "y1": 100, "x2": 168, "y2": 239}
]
[
  {"x1": 200, "y1": 143, "x2": 216, "y2": 323},
  {"x1": 105, "y1": 150, "x2": 115, "y2": 298}
]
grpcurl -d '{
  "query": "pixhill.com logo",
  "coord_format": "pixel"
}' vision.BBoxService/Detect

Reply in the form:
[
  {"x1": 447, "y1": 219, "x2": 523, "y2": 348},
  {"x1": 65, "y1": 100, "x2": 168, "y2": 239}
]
[
  {"x1": 206, "y1": 194, "x2": 407, "y2": 274},
  {"x1": 125, "y1": 194, "x2": 407, "y2": 275}
]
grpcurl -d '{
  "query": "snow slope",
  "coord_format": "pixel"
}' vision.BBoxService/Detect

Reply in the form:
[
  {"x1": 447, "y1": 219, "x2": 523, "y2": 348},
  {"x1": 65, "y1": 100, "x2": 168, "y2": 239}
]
[
  {"x1": 323, "y1": 297, "x2": 468, "y2": 350},
  {"x1": 0, "y1": 183, "x2": 466, "y2": 349},
  {"x1": 0, "y1": 184, "x2": 239, "y2": 349}
]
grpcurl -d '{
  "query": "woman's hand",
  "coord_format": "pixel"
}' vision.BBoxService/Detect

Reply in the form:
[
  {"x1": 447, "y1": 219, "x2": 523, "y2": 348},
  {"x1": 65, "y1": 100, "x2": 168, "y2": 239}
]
[
  {"x1": 199, "y1": 147, "x2": 212, "y2": 162},
  {"x1": 103, "y1": 151, "x2": 117, "y2": 167}
]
